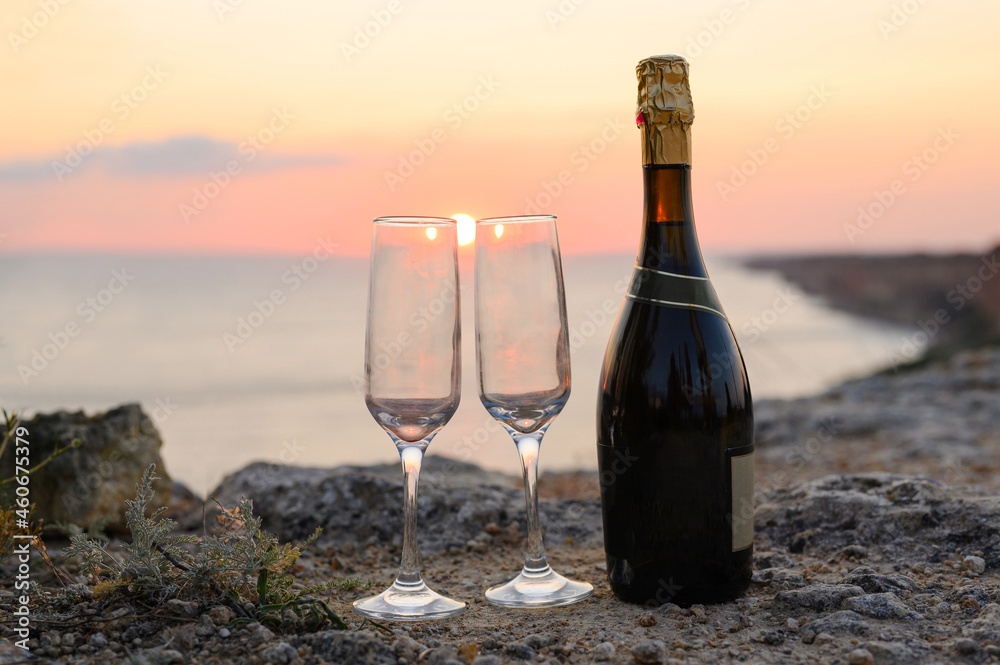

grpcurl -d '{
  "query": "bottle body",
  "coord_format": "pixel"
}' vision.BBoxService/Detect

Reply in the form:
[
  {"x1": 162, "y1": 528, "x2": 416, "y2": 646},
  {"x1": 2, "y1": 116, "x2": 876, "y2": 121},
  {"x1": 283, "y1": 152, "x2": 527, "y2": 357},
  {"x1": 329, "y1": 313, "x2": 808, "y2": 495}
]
[{"x1": 597, "y1": 165, "x2": 754, "y2": 606}]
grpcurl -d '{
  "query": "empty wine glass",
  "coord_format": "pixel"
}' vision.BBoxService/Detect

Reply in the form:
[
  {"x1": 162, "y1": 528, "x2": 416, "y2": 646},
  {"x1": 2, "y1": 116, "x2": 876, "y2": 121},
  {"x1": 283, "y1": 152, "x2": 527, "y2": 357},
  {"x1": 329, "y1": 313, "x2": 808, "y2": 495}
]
[
  {"x1": 352, "y1": 216, "x2": 465, "y2": 621},
  {"x1": 475, "y1": 214, "x2": 594, "y2": 607}
]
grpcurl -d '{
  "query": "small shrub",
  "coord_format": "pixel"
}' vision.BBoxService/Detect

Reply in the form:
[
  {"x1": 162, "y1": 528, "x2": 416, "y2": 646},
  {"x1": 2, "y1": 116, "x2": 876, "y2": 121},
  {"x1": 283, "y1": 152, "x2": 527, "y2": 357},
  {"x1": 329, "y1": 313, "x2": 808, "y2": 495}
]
[{"x1": 65, "y1": 463, "x2": 346, "y2": 631}]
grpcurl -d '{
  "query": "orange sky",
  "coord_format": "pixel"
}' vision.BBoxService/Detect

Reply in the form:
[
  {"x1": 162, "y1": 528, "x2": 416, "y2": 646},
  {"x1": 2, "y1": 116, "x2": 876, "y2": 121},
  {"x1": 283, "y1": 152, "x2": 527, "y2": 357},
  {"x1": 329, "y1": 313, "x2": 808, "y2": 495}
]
[{"x1": 1, "y1": 0, "x2": 998, "y2": 256}]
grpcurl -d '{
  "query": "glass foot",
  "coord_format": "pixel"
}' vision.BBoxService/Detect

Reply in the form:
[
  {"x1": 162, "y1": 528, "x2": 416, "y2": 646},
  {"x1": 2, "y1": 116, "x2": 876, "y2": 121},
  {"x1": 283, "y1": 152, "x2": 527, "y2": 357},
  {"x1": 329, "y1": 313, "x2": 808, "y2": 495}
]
[
  {"x1": 485, "y1": 564, "x2": 593, "y2": 608},
  {"x1": 352, "y1": 579, "x2": 465, "y2": 622}
]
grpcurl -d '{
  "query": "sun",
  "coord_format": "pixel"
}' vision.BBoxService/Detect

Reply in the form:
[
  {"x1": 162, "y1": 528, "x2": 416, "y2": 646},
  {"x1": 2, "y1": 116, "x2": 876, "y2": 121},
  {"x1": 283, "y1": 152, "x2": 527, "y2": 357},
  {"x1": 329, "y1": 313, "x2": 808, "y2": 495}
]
[{"x1": 453, "y1": 214, "x2": 476, "y2": 246}]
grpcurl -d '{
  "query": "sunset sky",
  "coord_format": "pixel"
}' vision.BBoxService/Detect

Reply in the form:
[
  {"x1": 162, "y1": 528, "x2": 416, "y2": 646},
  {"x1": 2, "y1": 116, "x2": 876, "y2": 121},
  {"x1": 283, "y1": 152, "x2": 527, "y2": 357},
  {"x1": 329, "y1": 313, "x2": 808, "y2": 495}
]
[{"x1": 1, "y1": 0, "x2": 997, "y2": 256}]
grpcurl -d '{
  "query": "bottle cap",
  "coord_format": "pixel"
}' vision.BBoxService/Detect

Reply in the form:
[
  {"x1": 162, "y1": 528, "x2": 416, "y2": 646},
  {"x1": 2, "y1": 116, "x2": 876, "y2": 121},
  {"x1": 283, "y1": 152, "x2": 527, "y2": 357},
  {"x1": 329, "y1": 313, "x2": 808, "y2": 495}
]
[{"x1": 636, "y1": 55, "x2": 693, "y2": 165}]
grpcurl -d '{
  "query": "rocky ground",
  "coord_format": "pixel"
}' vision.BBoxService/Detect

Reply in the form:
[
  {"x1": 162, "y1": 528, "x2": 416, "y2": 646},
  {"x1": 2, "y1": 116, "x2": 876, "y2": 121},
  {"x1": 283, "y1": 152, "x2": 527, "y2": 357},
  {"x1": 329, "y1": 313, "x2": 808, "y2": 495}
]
[{"x1": 2, "y1": 347, "x2": 1000, "y2": 664}]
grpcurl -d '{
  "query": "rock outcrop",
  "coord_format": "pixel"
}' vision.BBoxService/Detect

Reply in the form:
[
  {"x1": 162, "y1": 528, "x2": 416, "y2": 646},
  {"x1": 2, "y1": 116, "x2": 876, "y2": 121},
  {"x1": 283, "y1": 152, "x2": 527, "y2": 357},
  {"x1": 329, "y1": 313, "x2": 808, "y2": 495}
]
[
  {"x1": 3, "y1": 404, "x2": 173, "y2": 528},
  {"x1": 210, "y1": 456, "x2": 603, "y2": 553}
]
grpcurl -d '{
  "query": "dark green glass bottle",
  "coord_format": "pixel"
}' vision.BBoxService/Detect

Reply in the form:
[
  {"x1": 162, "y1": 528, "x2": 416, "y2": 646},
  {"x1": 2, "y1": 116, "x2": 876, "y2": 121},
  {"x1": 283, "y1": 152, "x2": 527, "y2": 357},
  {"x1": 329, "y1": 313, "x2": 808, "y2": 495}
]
[{"x1": 596, "y1": 55, "x2": 754, "y2": 607}]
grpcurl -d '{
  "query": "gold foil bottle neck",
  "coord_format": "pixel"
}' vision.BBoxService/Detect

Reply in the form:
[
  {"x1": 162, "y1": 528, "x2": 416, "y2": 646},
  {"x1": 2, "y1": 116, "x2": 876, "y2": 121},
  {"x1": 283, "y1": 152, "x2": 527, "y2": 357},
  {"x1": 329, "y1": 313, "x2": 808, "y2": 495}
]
[{"x1": 636, "y1": 55, "x2": 693, "y2": 166}]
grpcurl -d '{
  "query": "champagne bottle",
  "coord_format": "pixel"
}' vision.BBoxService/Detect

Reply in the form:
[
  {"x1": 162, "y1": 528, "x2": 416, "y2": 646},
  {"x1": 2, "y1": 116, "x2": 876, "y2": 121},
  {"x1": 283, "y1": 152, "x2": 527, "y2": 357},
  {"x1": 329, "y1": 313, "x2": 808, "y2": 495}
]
[{"x1": 596, "y1": 55, "x2": 754, "y2": 606}]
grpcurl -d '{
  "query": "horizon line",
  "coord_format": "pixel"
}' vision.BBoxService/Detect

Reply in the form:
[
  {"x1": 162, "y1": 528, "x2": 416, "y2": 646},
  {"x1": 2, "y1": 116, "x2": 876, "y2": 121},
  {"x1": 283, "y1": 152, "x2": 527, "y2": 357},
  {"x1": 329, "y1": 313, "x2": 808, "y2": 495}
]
[{"x1": 1, "y1": 245, "x2": 997, "y2": 259}]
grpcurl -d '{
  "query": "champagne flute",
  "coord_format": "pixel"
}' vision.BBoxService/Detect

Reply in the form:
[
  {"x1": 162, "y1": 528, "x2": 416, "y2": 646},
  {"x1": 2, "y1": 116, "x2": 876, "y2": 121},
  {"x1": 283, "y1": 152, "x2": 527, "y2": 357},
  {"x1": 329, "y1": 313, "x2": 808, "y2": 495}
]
[
  {"x1": 475, "y1": 214, "x2": 594, "y2": 607},
  {"x1": 352, "y1": 216, "x2": 466, "y2": 621}
]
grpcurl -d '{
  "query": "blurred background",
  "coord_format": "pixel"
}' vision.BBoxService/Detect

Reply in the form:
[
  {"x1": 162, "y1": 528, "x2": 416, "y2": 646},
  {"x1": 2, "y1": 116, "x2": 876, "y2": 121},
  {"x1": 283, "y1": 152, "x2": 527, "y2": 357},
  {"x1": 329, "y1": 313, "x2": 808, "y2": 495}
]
[{"x1": 1, "y1": 0, "x2": 997, "y2": 494}]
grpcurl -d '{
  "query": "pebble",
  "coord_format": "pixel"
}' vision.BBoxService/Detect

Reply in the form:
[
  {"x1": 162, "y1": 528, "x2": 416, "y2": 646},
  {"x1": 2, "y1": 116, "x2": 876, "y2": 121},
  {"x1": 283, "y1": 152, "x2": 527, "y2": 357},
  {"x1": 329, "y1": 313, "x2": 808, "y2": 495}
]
[
  {"x1": 785, "y1": 618, "x2": 799, "y2": 633},
  {"x1": 631, "y1": 639, "x2": 667, "y2": 664},
  {"x1": 479, "y1": 636, "x2": 502, "y2": 651},
  {"x1": 638, "y1": 612, "x2": 657, "y2": 627},
  {"x1": 955, "y1": 638, "x2": 981, "y2": 655},
  {"x1": 262, "y1": 641, "x2": 299, "y2": 665},
  {"x1": 249, "y1": 623, "x2": 276, "y2": 646},
  {"x1": 847, "y1": 648, "x2": 874, "y2": 665},
  {"x1": 592, "y1": 641, "x2": 616, "y2": 661},
  {"x1": 424, "y1": 645, "x2": 458, "y2": 665},
  {"x1": 814, "y1": 633, "x2": 836, "y2": 645},
  {"x1": 503, "y1": 643, "x2": 536, "y2": 661},
  {"x1": 962, "y1": 597, "x2": 981, "y2": 610},
  {"x1": 166, "y1": 598, "x2": 200, "y2": 617},
  {"x1": 760, "y1": 629, "x2": 786, "y2": 645},
  {"x1": 195, "y1": 615, "x2": 216, "y2": 637},
  {"x1": 307, "y1": 629, "x2": 399, "y2": 664},
  {"x1": 775, "y1": 584, "x2": 865, "y2": 612},
  {"x1": 841, "y1": 567, "x2": 917, "y2": 594},
  {"x1": 839, "y1": 545, "x2": 869, "y2": 560},
  {"x1": 219, "y1": 628, "x2": 231, "y2": 639},
  {"x1": 800, "y1": 611, "x2": 871, "y2": 643},
  {"x1": 392, "y1": 635, "x2": 422, "y2": 660},
  {"x1": 864, "y1": 640, "x2": 927, "y2": 664},
  {"x1": 471, "y1": 656, "x2": 503, "y2": 665},
  {"x1": 962, "y1": 556, "x2": 986, "y2": 574},
  {"x1": 751, "y1": 567, "x2": 808, "y2": 589},
  {"x1": 208, "y1": 605, "x2": 235, "y2": 625},
  {"x1": 844, "y1": 592, "x2": 923, "y2": 620},
  {"x1": 522, "y1": 633, "x2": 556, "y2": 649},
  {"x1": 159, "y1": 649, "x2": 184, "y2": 663},
  {"x1": 457, "y1": 642, "x2": 478, "y2": 662},
  {"x1": 89, "y1": 633, "x2": 108, "y2": 648}
]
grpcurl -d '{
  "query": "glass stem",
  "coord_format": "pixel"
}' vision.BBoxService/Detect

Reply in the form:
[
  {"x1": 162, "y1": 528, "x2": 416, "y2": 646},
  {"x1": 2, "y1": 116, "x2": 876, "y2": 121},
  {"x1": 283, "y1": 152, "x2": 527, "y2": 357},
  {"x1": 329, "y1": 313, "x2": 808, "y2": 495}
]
[
  {"x1": 396, "y1": 445, "x2": 424, "y2": 586},
  {"x1": 514, "y1": 434, "x2": 550, "y2": 574}
]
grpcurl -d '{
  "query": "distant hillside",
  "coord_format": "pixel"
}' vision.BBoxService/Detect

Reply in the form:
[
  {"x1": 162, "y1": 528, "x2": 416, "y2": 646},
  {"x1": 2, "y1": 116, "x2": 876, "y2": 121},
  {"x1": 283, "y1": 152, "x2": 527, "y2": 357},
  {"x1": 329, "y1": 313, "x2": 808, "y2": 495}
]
[{"x1": 744, "y1": 247, "x2": 1000, "y2": 367}]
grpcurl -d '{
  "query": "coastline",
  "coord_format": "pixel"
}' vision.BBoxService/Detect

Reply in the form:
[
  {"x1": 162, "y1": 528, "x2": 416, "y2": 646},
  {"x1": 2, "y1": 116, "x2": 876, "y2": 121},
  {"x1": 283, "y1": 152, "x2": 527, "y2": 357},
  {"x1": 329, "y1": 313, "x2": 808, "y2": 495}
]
[{"x1": 741, "y1": 247, "x2": 1000, "y2": 368}]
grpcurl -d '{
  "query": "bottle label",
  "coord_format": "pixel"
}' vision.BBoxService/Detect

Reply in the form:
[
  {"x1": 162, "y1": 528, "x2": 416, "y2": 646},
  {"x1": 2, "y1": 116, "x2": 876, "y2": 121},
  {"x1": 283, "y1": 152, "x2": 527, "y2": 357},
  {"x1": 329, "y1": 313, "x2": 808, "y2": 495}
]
[
  {"x1": 627, "y1": 265, "x2": 727, "y2": 319},
  {"x1": 729, "y1": 447, "x2": 755, "y2": 552}
]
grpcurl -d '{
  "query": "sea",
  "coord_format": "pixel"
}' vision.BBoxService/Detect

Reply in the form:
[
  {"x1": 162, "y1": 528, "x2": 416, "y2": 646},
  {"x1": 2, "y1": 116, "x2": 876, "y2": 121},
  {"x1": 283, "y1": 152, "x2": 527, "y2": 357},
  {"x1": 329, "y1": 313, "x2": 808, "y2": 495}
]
[{"x1": 0, "y1": 254, "x2": 908, "y2": 495}]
